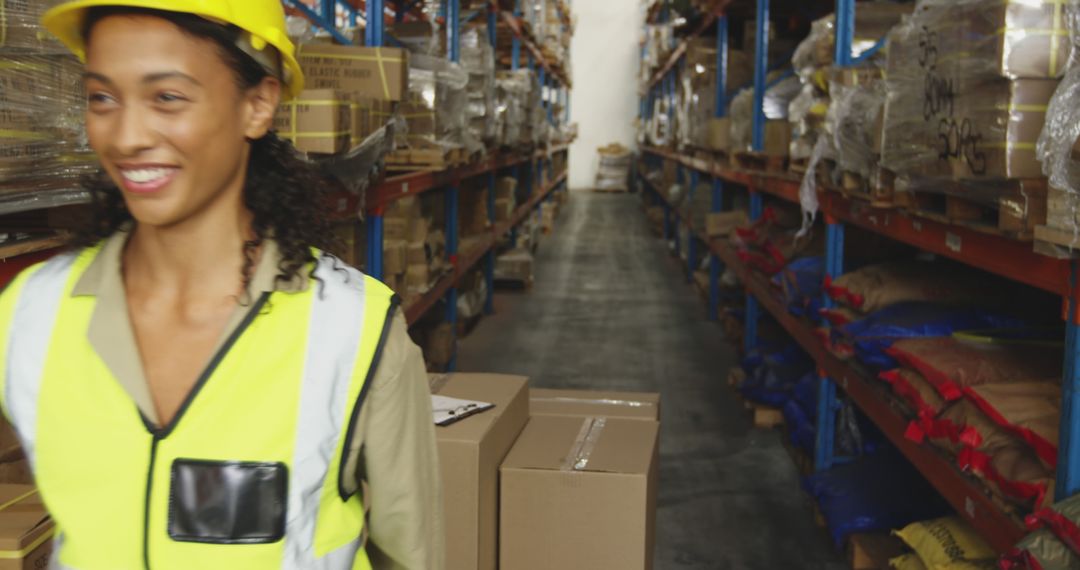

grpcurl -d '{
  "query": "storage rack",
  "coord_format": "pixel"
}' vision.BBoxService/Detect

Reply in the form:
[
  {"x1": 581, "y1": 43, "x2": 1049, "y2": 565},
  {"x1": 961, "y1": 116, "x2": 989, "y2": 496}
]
[
  {"x1": 0, "y1": 0, "x2": 572, "y2": 374},
  {"x1": 282, "y1": 0, "x2": 574, "y2": 369},
  {"x1": 637, "y1": 0, "x2": 1075, "y2": 553}
]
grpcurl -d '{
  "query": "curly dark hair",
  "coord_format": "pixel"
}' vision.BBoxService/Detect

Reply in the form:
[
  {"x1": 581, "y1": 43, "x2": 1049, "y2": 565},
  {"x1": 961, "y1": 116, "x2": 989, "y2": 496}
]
[{"x1": 74, "y1": 7, "x2": 339, "y2": 293}]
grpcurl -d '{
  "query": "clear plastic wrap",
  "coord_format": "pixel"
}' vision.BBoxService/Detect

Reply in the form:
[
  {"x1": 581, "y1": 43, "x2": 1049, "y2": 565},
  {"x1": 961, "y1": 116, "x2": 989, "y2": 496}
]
[
  {"x1": 793, "y1": 4, "x2": 912, "y2": 83},
  {"x1": 496, "y1": 70, "x2": 537, "y2": 148},
  {"x1": 831, "y1": 81, "x2": 885, "y2": 179},
  {"x1": 881, "y1": 2, "x2": 1066, "y2": 203},
  {"x1": 595, "y1": 143, "x2": 631, "y2": 192},
  {"x1": 401, "y1": 54, "x2": 469, "y2": 149},
  {"x1": 461, "y1": 28, "x2": 496, "y2": 152},
  {"x1": 1038, "y1": 53, "x2": 1080, "y2": 196},
  {"x1": 787, "y1": 83, "x2": 830, "y2": 161},
  {"x1": 728, "y1": 88, "x2": 753, "y2": 153},
  {"x1": 764, "y1": 76, "x2": 802, "y2": 120}
]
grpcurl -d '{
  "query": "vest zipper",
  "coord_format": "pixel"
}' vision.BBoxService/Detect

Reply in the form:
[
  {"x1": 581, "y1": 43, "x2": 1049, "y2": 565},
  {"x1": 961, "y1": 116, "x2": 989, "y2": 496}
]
[
  {"x1": 137, "y1": 292, "x2": 270, "y2": 569},
  {"x1": 144, "y1": 433, "x2": 161, "y2": 570}
]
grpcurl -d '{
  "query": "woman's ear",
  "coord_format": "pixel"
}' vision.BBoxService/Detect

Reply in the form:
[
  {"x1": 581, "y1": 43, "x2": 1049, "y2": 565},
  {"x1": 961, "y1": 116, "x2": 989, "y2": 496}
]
[{"x1": 243, "y1": 76, "x2": 282, "y2": 140}]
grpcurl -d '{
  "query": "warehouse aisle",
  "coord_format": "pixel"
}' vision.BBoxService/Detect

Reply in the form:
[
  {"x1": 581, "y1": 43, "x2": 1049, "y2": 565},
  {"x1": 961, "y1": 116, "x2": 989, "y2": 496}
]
[{"x1": 456, "y1": 192, "x2": 845, "y2": 570}]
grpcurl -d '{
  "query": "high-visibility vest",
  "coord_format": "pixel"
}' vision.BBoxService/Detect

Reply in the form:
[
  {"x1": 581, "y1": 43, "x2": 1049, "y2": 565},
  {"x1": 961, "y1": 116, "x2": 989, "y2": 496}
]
[{"x1": 0, "y1": 246, "x2": 398, "y2": 569}]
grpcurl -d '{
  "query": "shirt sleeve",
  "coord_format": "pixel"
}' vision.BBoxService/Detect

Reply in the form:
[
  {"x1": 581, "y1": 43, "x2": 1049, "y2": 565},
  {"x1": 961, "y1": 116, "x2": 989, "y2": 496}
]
[{"x1": 354, "y1": 312, "x2": 445, "y2": 570}]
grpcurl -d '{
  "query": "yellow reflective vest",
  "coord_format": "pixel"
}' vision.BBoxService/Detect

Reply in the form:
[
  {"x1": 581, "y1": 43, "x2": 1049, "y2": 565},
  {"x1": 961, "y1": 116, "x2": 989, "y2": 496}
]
[{"x1": 0, "y1": 246, "x2": 397, "y2": 569}]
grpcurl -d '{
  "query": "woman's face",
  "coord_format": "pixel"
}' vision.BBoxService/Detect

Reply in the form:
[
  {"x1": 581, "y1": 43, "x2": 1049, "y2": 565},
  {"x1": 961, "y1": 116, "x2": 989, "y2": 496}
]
[{"x1": 83, "y1": 14, "x2": 277, "y2": 229}]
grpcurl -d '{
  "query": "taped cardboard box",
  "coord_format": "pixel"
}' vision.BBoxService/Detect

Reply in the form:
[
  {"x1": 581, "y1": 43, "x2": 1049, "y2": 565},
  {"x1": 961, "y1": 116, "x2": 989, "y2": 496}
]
[
  {"x1": 297, "y1": 45, "x2": 409, "y2": 101},
  {"x1": 500, "y1": 416, "x2": 660, "y2": 570},
  {"x1": 530, "y1": 389, "x2": 661, "y2": 421},
  {"x1": 350, "y1": 97, "x2": 394, "y2": 146},
  {"x1": 429, "y1": 373, "x2": 529, "y2": 570},
  {"x1": 764, "y1": 120, "x2": 791, "y2": 157},
  {"x1": 0, "y1": 486, "x2": 53, "y2": 570},
  {"x1": 949, "y1": 79, "x2": 1058, "y2": 180},
  {"x1": 274, "y1": 89, "x2": 351, "y2": 155}
]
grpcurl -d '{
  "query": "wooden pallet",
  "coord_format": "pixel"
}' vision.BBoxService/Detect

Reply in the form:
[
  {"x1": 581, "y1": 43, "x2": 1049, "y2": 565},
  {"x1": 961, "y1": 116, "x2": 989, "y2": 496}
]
[
  {"x1": 1034, "y1": 225, "x2": 1080, "y2": 258},
  {"x1": 789, "y1": 157, "x2": 810, "y2": 176},
  {"x1": 898, "y1": 179, "x2": 1048, "y2": 241},
  {"x1": 836, "y1": 168, "x2": 898, "y2": 209},
  {"x1": 385, "y1": 148, "x2": 451, "y2": 172},
  {"x1": 732, "y1": 151, "x2": 788, "y2": 174}
]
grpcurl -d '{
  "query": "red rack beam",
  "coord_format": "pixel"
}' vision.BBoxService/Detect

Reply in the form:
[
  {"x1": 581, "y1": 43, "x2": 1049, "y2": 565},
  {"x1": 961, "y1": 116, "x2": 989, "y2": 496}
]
[{"x1": 642, "y1": 146, "x2": 1072, "y2": 297}]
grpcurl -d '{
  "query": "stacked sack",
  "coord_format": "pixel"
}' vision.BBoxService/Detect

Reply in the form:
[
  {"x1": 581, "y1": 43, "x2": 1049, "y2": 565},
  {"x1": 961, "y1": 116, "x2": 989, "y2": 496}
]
[
  {"x1": 1004, "y1": 494, "x2": 1080, "y2": 568},
  {"x1": 729, "y1": 205, "x2": 823, "y2": 276},
  {"x1": 881, "y1": 0, "x2": 1066, "y2": 222},
  {"x1": 822, "y1": 259, "x2": 1062, "y2": 513},
  {"x1": 594, "y1": 143, "x2": 631, "y2": 192},
  {"x1": 889, "y1": 517, "x2": 999, "y2": 569}
]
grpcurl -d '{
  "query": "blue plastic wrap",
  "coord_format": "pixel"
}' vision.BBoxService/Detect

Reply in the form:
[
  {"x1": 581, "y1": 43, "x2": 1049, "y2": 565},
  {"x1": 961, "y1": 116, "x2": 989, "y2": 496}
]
[
  {"x1": 836, "y1": 302, "x2": 1030, "y2": 370},
  {"x1": 739, "y1": 342, "x2": 815, "y2": 407},
  {"x1": 784, "y1": 399, "x2": 817, "y2": 454},
  {"x1": 803, "y1": 446, "x2": 952, "y2": 547},
  {"x1": 772, "y1": 256, "x2": 826, "y2": 320}
]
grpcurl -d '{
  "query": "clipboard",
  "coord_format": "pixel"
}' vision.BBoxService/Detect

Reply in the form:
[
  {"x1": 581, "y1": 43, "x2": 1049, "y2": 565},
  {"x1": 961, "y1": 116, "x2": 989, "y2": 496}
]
[{"x1": 431, "y1": 395, "x2": 495, "y2": 427}]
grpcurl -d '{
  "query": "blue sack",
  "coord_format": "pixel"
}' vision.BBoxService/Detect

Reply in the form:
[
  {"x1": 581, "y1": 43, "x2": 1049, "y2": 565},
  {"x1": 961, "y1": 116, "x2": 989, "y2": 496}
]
[
  {"x1": 772, "y1": 256, "x2": 825, "y2": 320},
  {"x1": 739, "y1": 342, "x2": 814, "y2": 407},
  {"x1": 837, "y1": 302, "x2": 1029, "y2": 370},
  {"x1": 802, "y1": 446, "x2": 951, "y2": 547}
]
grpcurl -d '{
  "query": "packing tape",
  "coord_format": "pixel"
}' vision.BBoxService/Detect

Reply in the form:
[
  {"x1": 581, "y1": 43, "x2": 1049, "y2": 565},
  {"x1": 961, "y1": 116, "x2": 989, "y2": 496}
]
[
  {"x1": 1052, "y1": 0, "x2": 1063, "y2": 75},
  {"x1": 532, "y1": 396, "x2": 654, "y2": 409},
  {"x1": 994, "y1": 104, "x2": 1049, "y2": 112},
  {"x1": 0, "y1": 130, "x2": 49, "y2": 141},
  {"x1": 0, "y1": 489, "x2": 53, "y2": 560},
  {"x1": 561, "y1": 416, "x2": 607, "y2": 472}
]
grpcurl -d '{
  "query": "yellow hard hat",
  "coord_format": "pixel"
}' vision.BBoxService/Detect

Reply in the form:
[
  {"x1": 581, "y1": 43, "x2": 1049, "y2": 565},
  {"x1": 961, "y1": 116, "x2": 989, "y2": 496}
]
[{"x1": 42, "y1": 0, "x2": 305, "y2": 100}]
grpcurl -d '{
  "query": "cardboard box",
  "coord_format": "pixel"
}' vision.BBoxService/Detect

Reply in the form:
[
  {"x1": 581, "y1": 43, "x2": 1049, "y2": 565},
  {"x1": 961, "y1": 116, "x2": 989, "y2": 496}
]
[
  {"x1": 274, "y1": 89, "x2": 351, "y2": 154},
  {"x1": 500, "y1": 416, "x2": 660, "y2": 570},
  {"x1": 496, "y1": 177, "x2": 518, "y2": 201},
  {"x1": 406, "y1": 242, "x2": 427, "y2": 265},
  {"x1": 383, "y1": 239, "x2": 408, "y2": 275},
  {"x1": 405, "y1": 263, "x2": 430, "y2": 290},
  {"x1": 950, "y1": 79, "x2": 1057, "y2": 179},
  {"x1": 398, "y1": 93, "x2": 439, "y2": 140},
  {"x1": 297, "y1": 44, "x2": 409, "y2": 101},
  {"x1": 706, "y1": 210, "x2": 749, "y2": 238},
  {"x1": 423, "y1": 323, "x2": 455, "y2": 367},
  {"x1": 409, "y1": 217, "x2": 431, "y2": 245},
  {"x1": 429, "y1": 373, "x2": 529, "y2": 570},
  {"x1": 706, "y1": 118, "x2": 730, "y2": 152},
  {"x1": 383, "y1": 217, "x2": 409, "y2": 241},
  {"x1": 494, "y1": 249, "x2": 533, "y2": 282},
  {"x1": 847, "y1": 533, "x2": 908, "y2": 570},
  {"x1": 763, "y1": 120, "x2": 791, "y2": 157},
  {"x1": 530, "y1": 389, "x2": 661, "y2": 421},
  {"x1": 0, "y1": 485, "x2": 53, "y2": 570},
  {"x1": 494, "y1": 198, "x2": 514, "y2": 223}
]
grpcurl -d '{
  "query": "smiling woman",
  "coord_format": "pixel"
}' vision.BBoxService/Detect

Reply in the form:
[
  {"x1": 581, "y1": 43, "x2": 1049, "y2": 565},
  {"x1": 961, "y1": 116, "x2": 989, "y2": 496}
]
[{"x1": 0, "y1": 2, "x2": 443, "y2": 569}]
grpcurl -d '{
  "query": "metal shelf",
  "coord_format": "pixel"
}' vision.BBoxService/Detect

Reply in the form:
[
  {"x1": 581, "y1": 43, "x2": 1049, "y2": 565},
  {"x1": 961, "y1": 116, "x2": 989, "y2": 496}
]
[
  {"x1": 366, "y1": 144, "x2": 570, "y2": 213},
  {"x1": 404, "y1": 169, "x2": 567, "y2": 325},
  {"x1": 642, "y1": 146, "x2": 1072, "y2": 297},
  {"x1": 645, "y1": 6, "x2": 730, "y2": 90},
  {"x1": 491, "y1": 3, "x2": 572, "y2": 87},
  {"x1": 640, "y1": 173, "x2": 1027, "y2": 553}
]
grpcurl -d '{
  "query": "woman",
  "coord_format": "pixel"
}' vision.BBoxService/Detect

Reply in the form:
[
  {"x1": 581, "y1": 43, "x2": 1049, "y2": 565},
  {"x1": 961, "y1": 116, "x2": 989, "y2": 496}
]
[{"x1": 0, "y1": 1, "x2": 443, "y2": 568}]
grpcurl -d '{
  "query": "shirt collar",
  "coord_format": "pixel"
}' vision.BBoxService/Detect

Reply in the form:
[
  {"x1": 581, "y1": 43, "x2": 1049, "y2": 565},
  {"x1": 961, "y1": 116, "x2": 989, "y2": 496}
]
[{"x1": 71, "y1": 231, "x2": 310, "y2": 298}]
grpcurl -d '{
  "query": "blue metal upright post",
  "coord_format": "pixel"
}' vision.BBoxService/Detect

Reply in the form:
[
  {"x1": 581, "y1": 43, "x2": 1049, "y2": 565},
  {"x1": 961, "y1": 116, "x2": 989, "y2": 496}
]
[
  {"x1": 511, "y1": 1, "x2": 521, "y2": 70},
  {"x1": 510, "y1": 165, "x2": 520, "y2": 247},
  {"x1": 448, "y1": 0, "x2": 460, "y2": 63},
  {"x1": 321, "y1": 0, "x2": 335, "y2": 25},
  {"x1": 745, "y1": 191, "x2": 765, "y2": 351},
  {"x1": 445, "y1": 186, "x2": 460, "y2": 371},
  {"x1": 1059, "y1": 273, "x2": 1080, "y2": 499},
  {"x1": 366, "y1": 0, "x2": 384, "y2": 46},
  {"x1": 813, "y1": 0, "x2": 856, "y2": 472},
  {"x1": 715, "y1": 15, "x2": 729, "y2": 114},
  {"x1": 395, "y1": 0, "x2": 404, "y2": 24},
  {"x1": 752, "y1": 0, "x2": 769, "y2": 151},
  {"x1": 708, "y1": 178, "x2": 724, "y2": 321},
  {"x1": 687, "y1": 169, "x2": 699, "y2": 282},
  {"x1": 487, "y1": 3, "x2": 497, "y2": 48},
  {"x1": 366, "y1": 214, "x2": 384, "y2": 280},
  {"x1": 485, "y1": 171, "x2": 496, "y2": 315}
]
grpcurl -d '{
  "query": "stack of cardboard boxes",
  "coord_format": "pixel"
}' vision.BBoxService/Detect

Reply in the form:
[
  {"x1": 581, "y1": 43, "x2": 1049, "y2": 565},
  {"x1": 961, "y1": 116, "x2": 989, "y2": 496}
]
[
  {"x1": 382, "y1": 196, "x2": 444, "y2": 306},
  {"x1": 880, "y1": 0, "x2": 1061, "y2": 228},
  {"x1": 431, "y1": 374, "x2": 661, "y2": 570},
  {"x1": 275, "y1": 43, "x2": 410, "y2": 154}
]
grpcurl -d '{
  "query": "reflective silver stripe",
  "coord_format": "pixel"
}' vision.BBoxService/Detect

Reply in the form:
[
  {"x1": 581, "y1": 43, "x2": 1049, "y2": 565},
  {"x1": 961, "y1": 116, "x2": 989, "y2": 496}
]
[
  {"x1": 282, "y1": 258, "x2": 367, "y2": 569},
  {"x1": 5, "y1": 253, "x2": 78, "y2": 470}
]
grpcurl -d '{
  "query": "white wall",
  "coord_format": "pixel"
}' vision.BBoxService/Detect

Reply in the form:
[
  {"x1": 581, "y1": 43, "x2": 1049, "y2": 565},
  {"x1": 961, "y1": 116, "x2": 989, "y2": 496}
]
[{"x1": 568, "y1": 0, "x2": 641, "y2": 190}]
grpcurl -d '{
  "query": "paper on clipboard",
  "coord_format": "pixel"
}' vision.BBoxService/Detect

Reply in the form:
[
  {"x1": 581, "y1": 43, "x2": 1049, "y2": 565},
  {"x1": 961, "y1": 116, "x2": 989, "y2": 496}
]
[{"x1": 431, "y1": 395, "x2": 494, "y2": 426}]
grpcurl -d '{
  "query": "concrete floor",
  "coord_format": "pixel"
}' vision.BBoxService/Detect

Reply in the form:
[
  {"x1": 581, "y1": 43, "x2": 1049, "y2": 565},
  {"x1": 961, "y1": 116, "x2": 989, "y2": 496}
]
[{"x1": 456, "y1": 191, "x2": 846, "y2": 570}]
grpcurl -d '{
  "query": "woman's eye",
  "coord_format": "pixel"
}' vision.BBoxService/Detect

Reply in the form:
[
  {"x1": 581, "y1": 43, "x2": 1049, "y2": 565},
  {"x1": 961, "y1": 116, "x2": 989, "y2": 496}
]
[
  {"x1": 156, "y1": 92, "x2": 187, "y2": 104},
  {"x1": 88, "y1": 92, "x2": 114, "y2": 104}
]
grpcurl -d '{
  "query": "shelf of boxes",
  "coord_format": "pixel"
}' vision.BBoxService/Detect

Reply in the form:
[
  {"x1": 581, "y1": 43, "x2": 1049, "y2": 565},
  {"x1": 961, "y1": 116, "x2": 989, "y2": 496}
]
[
  {"x1": 490, "y1": 2, "x2": 572, "y2": 87},
  {"x1": 638, "y1": 0, "x2": 1076, "y2": 554}
]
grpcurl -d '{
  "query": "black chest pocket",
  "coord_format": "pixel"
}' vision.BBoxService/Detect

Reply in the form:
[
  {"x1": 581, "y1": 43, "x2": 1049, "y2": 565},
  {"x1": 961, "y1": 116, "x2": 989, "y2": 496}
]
[{"x1": 168, "y1": 459, "x2": 288, "y2": 544}]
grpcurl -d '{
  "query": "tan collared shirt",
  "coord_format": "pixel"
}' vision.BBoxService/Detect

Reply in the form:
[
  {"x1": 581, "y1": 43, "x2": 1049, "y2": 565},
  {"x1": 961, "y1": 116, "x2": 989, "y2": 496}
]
[{"x1": 71, "y1": 232, "x2": 444, "y2": 569}]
